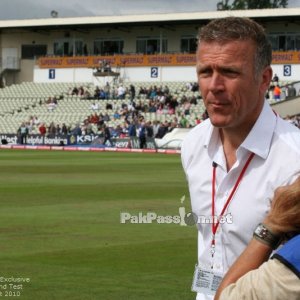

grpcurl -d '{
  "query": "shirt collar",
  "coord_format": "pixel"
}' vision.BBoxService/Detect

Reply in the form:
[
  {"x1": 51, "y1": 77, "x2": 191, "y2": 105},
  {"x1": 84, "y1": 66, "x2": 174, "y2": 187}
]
[
  {"x1": 204, "y1": 100, "x2": 277, "y2": 161},
  {"x1": 241, "y1": 100, "x2": 277, "y2": 159}
]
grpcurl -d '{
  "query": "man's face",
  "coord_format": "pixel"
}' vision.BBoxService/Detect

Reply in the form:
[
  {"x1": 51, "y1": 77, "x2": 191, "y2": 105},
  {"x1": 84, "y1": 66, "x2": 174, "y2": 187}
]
[{"x1": 196, "y1": 40, "x2": 271, "y2": 131}]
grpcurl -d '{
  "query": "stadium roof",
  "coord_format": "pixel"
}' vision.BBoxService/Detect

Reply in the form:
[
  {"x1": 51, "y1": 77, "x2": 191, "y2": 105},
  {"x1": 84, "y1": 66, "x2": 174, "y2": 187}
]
[{"x1": 0, "y1": 7, "x2": 299, "y2": 30}]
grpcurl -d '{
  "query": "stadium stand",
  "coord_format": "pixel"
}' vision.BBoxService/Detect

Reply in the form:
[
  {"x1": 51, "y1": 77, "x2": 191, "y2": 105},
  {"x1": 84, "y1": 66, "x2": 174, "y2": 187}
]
[
  {"x1": 0, "y1": 81, "x2": 206, "y2": 137},
  {"x1": 0, "y1": 79, "x2": 299, "y2": 143}
]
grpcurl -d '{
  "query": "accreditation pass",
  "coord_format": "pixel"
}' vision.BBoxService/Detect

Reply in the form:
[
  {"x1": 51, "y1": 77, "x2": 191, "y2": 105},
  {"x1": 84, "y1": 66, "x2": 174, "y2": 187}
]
[{"x1": 191, "y1": 265, "x2": 223, "y2": 295}]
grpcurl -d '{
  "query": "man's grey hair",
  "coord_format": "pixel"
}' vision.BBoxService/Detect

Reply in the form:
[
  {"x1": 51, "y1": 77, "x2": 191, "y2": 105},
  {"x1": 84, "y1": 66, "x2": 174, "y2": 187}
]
[{"x1": 198, "y1": 17, "x2": 272, "y2": 76}]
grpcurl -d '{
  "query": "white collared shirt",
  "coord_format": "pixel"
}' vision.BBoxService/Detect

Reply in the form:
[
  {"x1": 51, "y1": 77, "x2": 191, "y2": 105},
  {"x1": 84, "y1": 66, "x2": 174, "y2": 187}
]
[{"x1": 181, "y1": 101, "x2": 300, "y2": 300}]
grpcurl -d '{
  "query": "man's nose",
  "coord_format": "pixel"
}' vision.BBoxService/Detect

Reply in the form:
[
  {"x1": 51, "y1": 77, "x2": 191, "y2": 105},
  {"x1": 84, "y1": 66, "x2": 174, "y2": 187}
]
[{"x1": 208, "y1": 72, "x2": 225, "y2": 93}]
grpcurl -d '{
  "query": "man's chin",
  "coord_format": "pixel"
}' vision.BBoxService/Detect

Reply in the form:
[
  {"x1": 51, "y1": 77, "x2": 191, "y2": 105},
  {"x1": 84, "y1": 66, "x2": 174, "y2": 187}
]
[{"x1": 209, "y1": 117, "x2": 232, "y2": 128}]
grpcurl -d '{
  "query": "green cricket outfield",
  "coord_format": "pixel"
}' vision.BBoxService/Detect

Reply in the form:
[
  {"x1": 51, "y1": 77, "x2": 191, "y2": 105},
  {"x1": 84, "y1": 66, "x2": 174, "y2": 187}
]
[{"x1": 0, "y1": 150, "x2": 196, "y2": 300}]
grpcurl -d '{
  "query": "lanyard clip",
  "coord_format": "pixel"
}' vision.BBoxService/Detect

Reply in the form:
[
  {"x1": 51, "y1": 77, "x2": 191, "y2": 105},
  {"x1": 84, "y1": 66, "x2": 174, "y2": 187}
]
[{"x1": 210, "y1": 235, "x2": 215, "y2": 257}]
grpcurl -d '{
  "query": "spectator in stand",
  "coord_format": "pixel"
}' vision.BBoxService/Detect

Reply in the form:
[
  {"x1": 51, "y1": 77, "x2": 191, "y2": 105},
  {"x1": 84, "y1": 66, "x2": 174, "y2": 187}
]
[
  {"x1": 157, "y1": 92, "x2": 166, "y2": 104},
  {"x1": 272, "y1": 73, "x2": 279, "y2": 83},
  {"x1": 168, "y1": 120, "x2": 177, "y2": 133},
  {"x1": 114, "y1": 124, "x2": 124, "y2": 137},
  {"x1": 138, "y1": 86, "x2": 147, "y2": 95},
  {"x1": 61, "y1": 123, "x2": 68, "y2": 135},
  {"x1": 47, "y1": 97, "x2": 57, "y2": 112},
  {"x1": 104, "y1": 61, "x2": 112, "y2": 72},
  {"x1": 190, "y1": 95, "x2": 198, "y2": 105},
  {"x1": 83, "y1": 89, "x2": 92, "y2": 100},
  {"x1": 156, "y1": 103, "x2": 164, "y2": 115},
  {"x1": 39, "y1": 123, "x2": 47, "y2": 136},
  {"x1": 128, "y1": 121, "x2": 137, "y2": 137},
  {"x1": 90, "y1": 102, "x2": 99, "y2": 111},
  {"x1": 106, "y1": 102, "x2": 113, "y2": 110},
  {"x1": 135, "y1": 100, "x2": 144, "y2": 112},
  {"x1": 156, "y1": 86, "x2": 164, "y2": 97},
  {"x1": 191, "y1": 82, "x2": 199, "y2": 92},
  {"x1": 103, "y1": 113, "x2": 110, "y2": 122},
  {"x1": 129, "y1": 84, "x2": 136, "y2": 102},
  {"x1": 56, "y1": 124, "x2": 61, "y2": 135},
  {"x1": 179, "y1": 113, "x2": 188, "y2": 128},
  {"x1": 18, "y1": 122, "x2": 28, "y2": 144},
  {"x1": 25, "y1": 121, "x2": 33, "y2": 134},
  {"x1": 153, "y1": 120, "x2": 160, "y2": 137},
  {"x1": 169, "y1": 97, "x2": 179, "y2": 114},
  {"x1": 102, "y1": 124, "x2": 113, "y2": 146},
  {"x1": 97, "y1": 114, "x2": 104, "y2": 126},
  {"x1": 117, "y1": 85, "x2": 126, "y2": 100},
  {"x1": 156, "y1": 121, "x2": 169, "y2": 138},
  {"x1": 186, "y1": 82, "x2": 193, "y2": 91},
  {"x1": 168, "y1": 104, "x2": 175, "y2": 115},
  {"x1": 90, "y1": 113, "x2": 99, "y2": 124},
  {"x1": 94, "y1": 86, "x2": 100, "y2": 99},
  {"x1": 148, "y1": 100, "x2": 157, "y2": 113},
  {"x1": 195, "y1": 117, "x2": 201, "y2": 125},
  {"x1": 104, "y1": 82, "x2": 111, "y2": 99},
  {"x1": 138, "y1": 121, "x2": 147, "y2": 149},
  {"x1": 98, "y1": 89, "x2": 106, "y2": 100},
  {"x1": 149, "y1": 86, "x2": 157, "y2": 100},
  {"x1": 113, "y1": 110, "x2": 121, "y2": 120},
  {"x1": 48, "y1": 122, "x2": 56, "y2": 135},
  {"x1": 287, "y1": 85, "x2": 296, "y2": 98},
  {"x1": 72, "y1": 86, "x2": 79, "y2": 96},
  {"x1": 29, "y1": 115, "x2": 39, "y2": 128},
  {"x1": 71, "y1": 123, "x2": 82, "y2": 136},
  {"x1": 273, "y1": 84, "x2": 282, "y2": 101},
  {"x1": 183, "y1": 100, "x2": 191, "y2": 115},
  {"x1": 78, "y1": 86, "x2": 85, "y2": 97},
  {"x1": 146, "y1": 121, "x2": 154, "y2": 138},
  {"x1": 86, "y1": 123, "x2": 94, "y2": 135},
  {"x1": 162, "y1": 85, "x2": 170, "y2": 95}
]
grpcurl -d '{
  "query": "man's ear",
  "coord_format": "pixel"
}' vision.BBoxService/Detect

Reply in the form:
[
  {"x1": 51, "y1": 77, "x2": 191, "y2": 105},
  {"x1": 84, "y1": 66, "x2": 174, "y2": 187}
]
[{"x1": 260, "y1": 66, "x2": 273, "y2": 95}]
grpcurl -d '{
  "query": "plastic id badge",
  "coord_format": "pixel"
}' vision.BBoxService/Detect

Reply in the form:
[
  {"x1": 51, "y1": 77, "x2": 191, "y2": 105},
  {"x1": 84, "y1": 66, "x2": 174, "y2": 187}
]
[{"x1": 191, "y1": 265, "x2": 223, "y2": 295}]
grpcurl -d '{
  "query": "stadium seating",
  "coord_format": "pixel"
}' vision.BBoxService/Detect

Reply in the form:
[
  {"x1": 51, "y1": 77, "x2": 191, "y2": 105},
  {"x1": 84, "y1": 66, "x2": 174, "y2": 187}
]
[{"x1": 0, "y1": 81, "x2": 206, "y2": 134}]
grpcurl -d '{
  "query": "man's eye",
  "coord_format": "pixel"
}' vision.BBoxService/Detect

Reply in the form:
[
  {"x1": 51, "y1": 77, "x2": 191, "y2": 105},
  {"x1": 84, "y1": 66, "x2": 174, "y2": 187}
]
[
  {"x1": 222, "y1": 70, "x2": 239, "y2": 77},
  {"x1": 198, "y1": 70, "x2": 211, "y2": 77}
]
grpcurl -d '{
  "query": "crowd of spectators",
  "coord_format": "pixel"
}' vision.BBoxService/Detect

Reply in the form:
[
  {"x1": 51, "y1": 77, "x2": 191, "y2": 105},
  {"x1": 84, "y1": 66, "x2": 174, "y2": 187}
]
[
  {"x1": 17, "y1": 80, "x2": 300, "y2": 145},
  {"x1": 267, "y1": 74, "x2": 298, "y2": 102}
]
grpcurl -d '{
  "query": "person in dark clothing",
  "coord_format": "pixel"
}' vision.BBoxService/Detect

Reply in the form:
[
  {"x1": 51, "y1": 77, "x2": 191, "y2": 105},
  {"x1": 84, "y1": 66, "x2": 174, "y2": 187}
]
[
  {"x1": 138, "y1": 122, "x2": 147, "y2": 149},
  {"x1": 18, "y1": 122, "x2": 28, "y2": 144},
  {"x1": 146, "y1": 121, "x2": 154, "y2": 138},
  {"x1": 103, "y1": 125, "x2": 113, "y2": 146},
  {"x1": 61, "y1": 123, "x2": 68, "y2": 135},
  {"x1": 128, "y1": 121, "x2": 137, "y2": 137},
  {"x1": 156, "y1": 121, "x2": 169, "y2": 138},
  {"x1": 130, "y1": 84, "x2": 136, "y2": 102}
]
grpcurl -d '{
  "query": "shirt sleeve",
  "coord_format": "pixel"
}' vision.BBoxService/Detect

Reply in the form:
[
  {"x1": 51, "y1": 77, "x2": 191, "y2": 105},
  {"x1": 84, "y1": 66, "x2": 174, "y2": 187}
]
[{"x1": 219, "y1": 259, "x2": 300, "y2": 300}]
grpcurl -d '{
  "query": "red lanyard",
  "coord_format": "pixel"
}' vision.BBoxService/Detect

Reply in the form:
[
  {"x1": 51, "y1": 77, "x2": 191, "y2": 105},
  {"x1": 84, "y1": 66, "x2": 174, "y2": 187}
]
[{"x1": 211, "y1": 152, "x2": 255, "y2": 258}]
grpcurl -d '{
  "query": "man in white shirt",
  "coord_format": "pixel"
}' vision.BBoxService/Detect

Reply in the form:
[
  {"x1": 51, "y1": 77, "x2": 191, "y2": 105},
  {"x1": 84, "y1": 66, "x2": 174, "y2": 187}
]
[
  {"x1": 117, "y1": 85, "x2": 126, "y2": 99},
  {"x1": 181, "y1": 17, "x2": 300, "y2": 300}
]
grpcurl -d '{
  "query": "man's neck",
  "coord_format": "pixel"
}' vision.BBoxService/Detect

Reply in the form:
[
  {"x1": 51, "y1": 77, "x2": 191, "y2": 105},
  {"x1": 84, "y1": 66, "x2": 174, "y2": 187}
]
[{"x1": 220, "y1": 126, "x2": 252, "y2": 171}]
